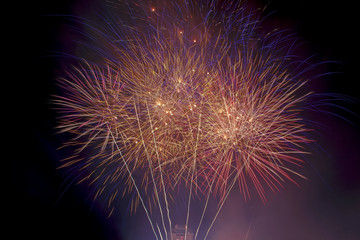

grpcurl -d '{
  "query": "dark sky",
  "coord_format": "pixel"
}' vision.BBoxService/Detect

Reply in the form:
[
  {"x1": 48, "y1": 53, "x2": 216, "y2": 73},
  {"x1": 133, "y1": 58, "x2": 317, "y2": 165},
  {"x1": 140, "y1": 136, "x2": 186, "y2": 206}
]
[{"x1": 14, "y1": 0, "x2": 359, "y2": 239}]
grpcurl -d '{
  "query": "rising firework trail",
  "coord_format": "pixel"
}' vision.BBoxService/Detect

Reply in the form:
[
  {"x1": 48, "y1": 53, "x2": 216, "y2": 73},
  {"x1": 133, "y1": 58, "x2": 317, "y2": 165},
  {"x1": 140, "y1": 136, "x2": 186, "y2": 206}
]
[{"x1": 54, "y1": 0, "x2": 323, "y2": 239}]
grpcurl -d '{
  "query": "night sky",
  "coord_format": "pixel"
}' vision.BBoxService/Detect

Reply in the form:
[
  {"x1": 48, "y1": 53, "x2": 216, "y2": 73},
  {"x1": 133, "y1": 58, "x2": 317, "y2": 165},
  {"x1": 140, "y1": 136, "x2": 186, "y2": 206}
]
[{"x1": 14, "y1": 0, "x2": 359, "y2": 239}]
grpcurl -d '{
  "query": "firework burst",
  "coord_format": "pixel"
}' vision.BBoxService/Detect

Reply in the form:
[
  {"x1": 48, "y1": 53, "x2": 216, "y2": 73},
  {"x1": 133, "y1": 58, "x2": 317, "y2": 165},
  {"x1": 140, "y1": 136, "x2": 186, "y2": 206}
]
[{"x1": 55, "y1": 1, "x2": 317, "y2": 234}]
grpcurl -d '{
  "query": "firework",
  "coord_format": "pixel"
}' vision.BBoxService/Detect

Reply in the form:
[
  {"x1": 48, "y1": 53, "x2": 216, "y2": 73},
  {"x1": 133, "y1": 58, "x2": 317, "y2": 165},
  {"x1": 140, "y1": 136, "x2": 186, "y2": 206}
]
[{"x1": 55, "y1": 1, "x2": 315, "y2": 235}]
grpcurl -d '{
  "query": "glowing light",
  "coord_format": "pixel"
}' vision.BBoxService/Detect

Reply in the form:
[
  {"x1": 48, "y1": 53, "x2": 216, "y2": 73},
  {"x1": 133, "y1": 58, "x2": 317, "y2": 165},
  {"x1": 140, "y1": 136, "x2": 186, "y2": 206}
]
[{"x1": 55, "y1": 0, "x2": 315, "y2": 218}]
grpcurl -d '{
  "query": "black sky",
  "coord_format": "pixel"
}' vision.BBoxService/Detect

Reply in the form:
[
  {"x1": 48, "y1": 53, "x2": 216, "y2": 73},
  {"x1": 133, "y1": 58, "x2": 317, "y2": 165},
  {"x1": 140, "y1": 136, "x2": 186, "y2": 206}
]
[{"x1": 13, "y1": 0, "x2": 359, "y2": 239}]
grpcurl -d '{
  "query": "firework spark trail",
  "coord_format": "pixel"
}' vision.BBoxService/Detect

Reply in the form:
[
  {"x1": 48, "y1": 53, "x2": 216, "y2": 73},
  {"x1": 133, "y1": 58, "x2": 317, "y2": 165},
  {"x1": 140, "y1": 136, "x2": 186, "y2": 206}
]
[
  {"x1": 55, "y1": 0, "x2": 318, "y2": 238},
  {"x1": 145, "y1": 100, "x2": 173, "y2": 239},
  {"x1": 108, "y1": 125, "x2": 160, "y2": 240},
  {"x1": 134, "y1": 99, "x2": 169, "y2": 238},
  {"x1": 185, "y1": 112, "x2": 202, "y2": 240}
]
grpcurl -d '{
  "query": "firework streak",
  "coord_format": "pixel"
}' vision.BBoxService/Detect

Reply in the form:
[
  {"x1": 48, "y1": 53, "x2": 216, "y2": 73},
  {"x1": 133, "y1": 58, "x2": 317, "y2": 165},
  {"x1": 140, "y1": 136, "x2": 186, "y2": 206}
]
[{"x1": 55, "y1": 0, "x2": 314, "y2": 227}]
